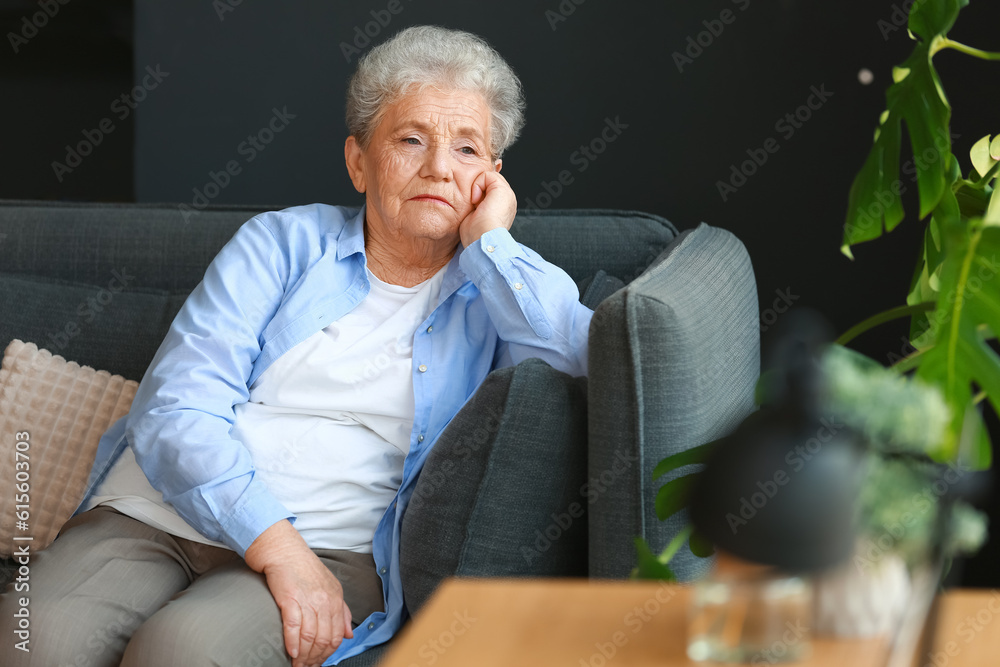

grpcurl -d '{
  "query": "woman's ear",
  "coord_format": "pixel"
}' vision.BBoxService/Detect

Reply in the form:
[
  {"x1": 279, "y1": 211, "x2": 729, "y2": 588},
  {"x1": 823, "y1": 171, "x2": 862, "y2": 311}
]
[
  {"x1": 344, "y1": 136, "x2": 366, "y2": 193},
  {"x1": 494, "y1": 158, "x2": 503, "y2": 174}
]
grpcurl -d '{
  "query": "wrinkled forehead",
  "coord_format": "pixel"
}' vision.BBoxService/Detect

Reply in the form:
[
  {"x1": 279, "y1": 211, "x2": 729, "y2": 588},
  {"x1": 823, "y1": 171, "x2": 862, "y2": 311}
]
[{"x1": 378, "y1": 87, "x2": 492, "y2": 144}]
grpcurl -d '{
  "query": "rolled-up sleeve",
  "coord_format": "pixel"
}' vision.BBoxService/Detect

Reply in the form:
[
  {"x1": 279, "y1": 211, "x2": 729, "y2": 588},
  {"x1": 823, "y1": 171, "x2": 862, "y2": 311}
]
[
  {"x1": 459, "y1": 227, "x2": 592, "y2": 377},
  {"x1": 125, "y1": 215, "x2": 295, "y2": 556}
]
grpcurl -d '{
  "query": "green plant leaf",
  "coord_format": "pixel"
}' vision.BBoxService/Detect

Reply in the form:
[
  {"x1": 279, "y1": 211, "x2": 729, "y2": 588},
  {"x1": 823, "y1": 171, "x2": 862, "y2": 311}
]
[
  {"x1": 651, "y1": 441, "x2": 714, "y2": 481},
  {"x1": 835, "y1": 303, "x2": 935, "y2": 346},
  {"x1": 840, "y1": 0, "x2": 1000, "y2": 471},
  {"x1": 909, "y1": 188, "x2": 961, "y2": 340},
  {"x1": 971, "y1": 135, "x2": 998, "y2": 179},
  {"x1": 908, "y1": 0, "x2": 968, "y2": 42},
  {"x1": 956, "y1": 182, "x2": 993, "y2": 219},
  {"x1": 661, "y1": 525, "x2": 694, "y2": 563},
  {"x1": 631, "y1": 536, "x2": 677, "y2": 581},
  {"x1": 891, "y1": 346, "x2": 929, "y2": 374},
  {"x1": 842, "y1": 40, "x2": 954, "y2": 255},
  {"x1": 654, "y1": 474, "x2": 700, "y2": 521},
  {"x1": 842, "y1": 97, "x2": 905, "y2": 256},
  {"x1": 913, "y1": 222, "x2": 1000, "y2": 467},
  {"x1": 987, "y1": 186, "x2": 1000, "y2": 226},
  {"x1": 754, "y1": 370, "x2": 776, "y2": 405},
  {"x1": 689, "y1": 530, "x2": 715, "y2": 558}
]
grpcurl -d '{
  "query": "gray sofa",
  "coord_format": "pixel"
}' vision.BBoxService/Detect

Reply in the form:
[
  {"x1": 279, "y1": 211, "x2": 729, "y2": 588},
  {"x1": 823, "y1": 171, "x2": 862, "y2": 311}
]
[{"x1": 0, "y1": 199, "x2": 759, "y2": 665}]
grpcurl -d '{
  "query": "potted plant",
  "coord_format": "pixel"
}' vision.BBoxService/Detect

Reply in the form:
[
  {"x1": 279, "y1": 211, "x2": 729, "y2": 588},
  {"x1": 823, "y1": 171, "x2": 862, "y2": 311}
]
[
  {"x1": 634, "y1": 0, "x2": 996, "y2": 632},
  {"x1": 809, "y1": 347, "x2": 985, "y2": 637},
  {"x1": 838, "y1": 0, "x2": 1000, "y2": 470},
  {"x1": 634, "y1": 344, "x2": 987, "y2": 636}
]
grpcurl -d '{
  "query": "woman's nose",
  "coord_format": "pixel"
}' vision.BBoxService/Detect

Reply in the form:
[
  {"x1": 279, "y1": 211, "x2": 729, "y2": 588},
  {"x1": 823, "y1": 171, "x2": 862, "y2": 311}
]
[{"x1": 419, "y1": 144, "x2": 451, "y2": 181}]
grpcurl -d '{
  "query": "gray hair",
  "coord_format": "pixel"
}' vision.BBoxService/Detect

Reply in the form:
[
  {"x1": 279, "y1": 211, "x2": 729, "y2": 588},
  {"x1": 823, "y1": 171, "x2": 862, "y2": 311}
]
[{"x1": 346, "y1": 25, "x2": 526, "y2": 159}]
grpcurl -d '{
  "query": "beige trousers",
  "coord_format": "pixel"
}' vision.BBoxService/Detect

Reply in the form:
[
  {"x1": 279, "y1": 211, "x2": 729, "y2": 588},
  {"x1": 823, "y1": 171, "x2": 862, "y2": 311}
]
[{"x1": 0, "y1": 506, "x2": 384, "y2": 666}]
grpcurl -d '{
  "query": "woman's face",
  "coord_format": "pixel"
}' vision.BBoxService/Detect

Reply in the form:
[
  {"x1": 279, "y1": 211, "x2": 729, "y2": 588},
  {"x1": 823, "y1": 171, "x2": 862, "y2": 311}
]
[{"x1": 346, "y1": 87, "x2": 500, "y2": 246}]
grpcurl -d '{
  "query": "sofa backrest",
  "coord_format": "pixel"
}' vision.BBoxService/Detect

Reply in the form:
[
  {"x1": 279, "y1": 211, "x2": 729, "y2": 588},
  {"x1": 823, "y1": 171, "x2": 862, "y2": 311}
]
[
  {"x1": 0, "y1": 200, "x2": 677, "y2": 380},
  {"x1": 587, "y1": 223, "x2": 760, "y2": 581}
]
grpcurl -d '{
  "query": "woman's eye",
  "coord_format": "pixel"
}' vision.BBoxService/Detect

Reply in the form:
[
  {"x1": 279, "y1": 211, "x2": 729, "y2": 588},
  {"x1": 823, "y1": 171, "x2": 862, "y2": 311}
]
[
  {"x1": 460, "y1": 146, "x2": 477, "y2": 155},
  {"x1": 404, "y1": 137, "x2": 420, "y2": 145}
]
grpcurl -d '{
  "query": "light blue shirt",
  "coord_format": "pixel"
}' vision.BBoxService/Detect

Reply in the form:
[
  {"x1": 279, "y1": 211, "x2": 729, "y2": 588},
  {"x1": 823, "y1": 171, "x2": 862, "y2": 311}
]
[{"x1": 77, "y1": 204, "x2": 591, "y2": 664}]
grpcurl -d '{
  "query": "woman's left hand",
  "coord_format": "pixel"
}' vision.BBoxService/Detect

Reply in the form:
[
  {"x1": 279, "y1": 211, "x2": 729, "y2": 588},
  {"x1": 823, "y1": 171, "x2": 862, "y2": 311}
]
[{"x1": 459, "y1": 169, "x2": 518, "y2": 248}]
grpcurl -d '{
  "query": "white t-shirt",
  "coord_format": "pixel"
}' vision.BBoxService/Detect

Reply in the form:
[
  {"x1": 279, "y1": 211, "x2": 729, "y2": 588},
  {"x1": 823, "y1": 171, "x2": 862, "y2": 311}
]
[{"x1": 85, "y1": 264, "x2": 446, "y2": 552}]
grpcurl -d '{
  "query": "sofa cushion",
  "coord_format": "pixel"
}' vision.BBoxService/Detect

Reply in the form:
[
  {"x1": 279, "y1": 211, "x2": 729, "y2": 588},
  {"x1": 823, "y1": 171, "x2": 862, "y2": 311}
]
[
  {"x1": 578, "y1": 270, "x2": 626, "y2": 310},
  {"x1": 1, "y1": 202, "x2": 676, "y2": 380},
  {"x1": 510, "y1": 208, "x2": 677, "y2": 285},
  {"x1": 0, "y1": 200, "x2": 252, "y2": 291},
  {"x1": 399, "y1": 358, "x2": 589, "y2": 615},
  {"x1": 0, "y1": 274, "x2": 187, "y2": 382},
  {"x1": 0, "y1": 202, "x2": 676, "y2": 290},
  {"x1": 0, "y1": 340, "x2": 138, "y2": 556},
  {"x1": 587, "y1": 223, "x2": 760, "y2": 581}
]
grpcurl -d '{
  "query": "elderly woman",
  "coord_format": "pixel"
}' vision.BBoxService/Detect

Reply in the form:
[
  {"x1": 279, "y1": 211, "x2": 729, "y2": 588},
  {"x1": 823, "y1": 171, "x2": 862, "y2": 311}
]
[{"x1": 0, "y1": 25, "x2": 590, "y2": 667}]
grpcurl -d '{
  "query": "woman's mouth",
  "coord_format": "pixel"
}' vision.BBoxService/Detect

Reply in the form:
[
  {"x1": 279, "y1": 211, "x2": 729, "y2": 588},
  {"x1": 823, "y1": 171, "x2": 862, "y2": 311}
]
[{"x1": 409, "y1": 195, "x2": 452, "y2": 207}]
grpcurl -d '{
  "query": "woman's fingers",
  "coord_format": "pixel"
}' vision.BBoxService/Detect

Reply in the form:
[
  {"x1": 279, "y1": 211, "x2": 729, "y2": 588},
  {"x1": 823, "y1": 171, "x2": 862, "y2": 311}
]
[
  {"x1": 297, "y1": 601, "x2": 320, "y2": 666},
  {"x1": 459, "y1": 169, "x2": 518, "y2": 247},
  {"x1": 257, "y1": 535, "x2": 351, "y2": 666},
  {"x1": 472, "y1": 174, "x2": 486, "y2": 205},
  {"x1": 342, "y1": 600, "x2": 355, "y2": 639},
  {"x1": 281, "y1": 600, "x2": 303, "y2": 660},
  {"x1": 303, "y1": 603, "x2": 335, "y2": 667}
]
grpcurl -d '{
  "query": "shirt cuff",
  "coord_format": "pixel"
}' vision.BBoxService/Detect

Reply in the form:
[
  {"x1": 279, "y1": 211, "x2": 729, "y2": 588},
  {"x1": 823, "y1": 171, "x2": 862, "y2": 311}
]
[
  {"x1": 219, "y1": 477, "x2": 296, "y2": 557},
  {"x1": 458, "y1": 227, "x2": 553, "y2": 340},
  {"x1": 459, "y1": 227, "x2": 526, "y2": 283}
]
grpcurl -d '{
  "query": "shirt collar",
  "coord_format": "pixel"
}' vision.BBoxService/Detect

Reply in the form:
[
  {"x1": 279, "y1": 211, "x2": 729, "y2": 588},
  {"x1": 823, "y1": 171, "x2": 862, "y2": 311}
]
[{"x1": 335, "y1": 204, "x2": 367, "y2": 261}]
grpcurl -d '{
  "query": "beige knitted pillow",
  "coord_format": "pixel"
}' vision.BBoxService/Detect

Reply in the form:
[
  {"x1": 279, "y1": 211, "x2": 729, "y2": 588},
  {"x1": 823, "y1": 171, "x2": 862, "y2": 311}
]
[{"x1": 0, "y1": 340, "x2": 138, "y2": 557}]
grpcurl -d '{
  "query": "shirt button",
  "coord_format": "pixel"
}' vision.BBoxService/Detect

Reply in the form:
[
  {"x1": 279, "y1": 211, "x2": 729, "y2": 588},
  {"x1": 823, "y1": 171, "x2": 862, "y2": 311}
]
[
  {"x1": 417, "y1": 434, "x2": 425, "y2": 442},
  {"x1": 380, "y1": 566, "x2": 387, "y2": 575},
  {"x1": 486, "y1": 245, "x2": 495, "y2": 253},
  {"x1": 368, "y1": 622, "x2": 375, "y2": 630},
  {"x1": 514, "y1": 282, "x2": 524, "y2": 290},
  {"x1": 418, "y1": 364, "x2": 428, "y2": 373},
  {"x1": 426, "y1": 325, "x2": 433, "y2": 333}
]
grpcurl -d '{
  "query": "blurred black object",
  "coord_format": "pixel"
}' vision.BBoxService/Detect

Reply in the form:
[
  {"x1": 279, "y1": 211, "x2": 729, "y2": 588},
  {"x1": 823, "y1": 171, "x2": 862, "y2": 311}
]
[{"x1": 690, "y1": 309, "x2": 865, "y2": 572}]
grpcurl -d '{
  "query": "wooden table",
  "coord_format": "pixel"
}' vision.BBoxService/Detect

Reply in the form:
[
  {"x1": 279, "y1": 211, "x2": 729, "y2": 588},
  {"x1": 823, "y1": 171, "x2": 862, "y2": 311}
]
[{"x1": 380, "y1": 579, "x2": 1000, "y2": 667}]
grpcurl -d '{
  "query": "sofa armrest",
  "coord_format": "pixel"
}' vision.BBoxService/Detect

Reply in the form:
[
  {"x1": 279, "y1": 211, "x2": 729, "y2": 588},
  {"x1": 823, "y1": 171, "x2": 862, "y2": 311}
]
[{"x1": 587, "y1": 222, "x2": 760, "y2": 580}]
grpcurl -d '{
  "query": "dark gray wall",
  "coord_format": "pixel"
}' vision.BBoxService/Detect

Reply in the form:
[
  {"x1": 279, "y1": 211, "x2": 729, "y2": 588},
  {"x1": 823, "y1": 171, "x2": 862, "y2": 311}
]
[
  {"x1": 0, "y1": 0, "x2": 133, "y2": 201},
  {"x1": 127, "y1": 0, "x2": 1000, "y2": 351},
  {"x1": 128, "y1": 0, "x2": 1000, "y2": 591},
  {"x1": 3, "y1": 0, "x2": 1000, "y2": 585},
  {"x1": 133, "y1": 0, "x2": 1000, "y2": 591}
]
